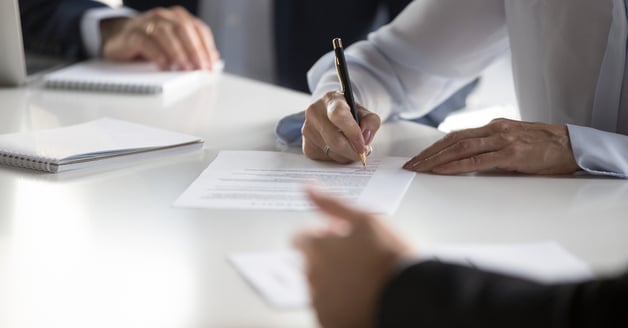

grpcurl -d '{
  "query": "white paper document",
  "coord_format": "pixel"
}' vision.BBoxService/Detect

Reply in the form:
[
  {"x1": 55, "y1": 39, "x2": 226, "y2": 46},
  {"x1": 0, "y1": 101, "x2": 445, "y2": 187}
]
[
  {"x1": 229, "y1": 242, "x2": 593, "y2": 310},
  {"x1": 174, "y1": 151, "x2": 415, "y2": 215}
]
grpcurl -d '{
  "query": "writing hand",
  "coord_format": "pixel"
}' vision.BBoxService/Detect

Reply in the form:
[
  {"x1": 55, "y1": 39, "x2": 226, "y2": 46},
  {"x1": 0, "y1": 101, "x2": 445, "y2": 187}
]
[
  {"x1": 100, "y1": 6, "x2": 220, "y2": 71},
  {"x1": 294, "y1": 187, "x2": 414, "y2": 328},
  {"x1": 302, "y1": 91, "x2": 380, "y2": 163},
  {"x1": 403, "y1": 118, "x2": 580, "y2": 175}
]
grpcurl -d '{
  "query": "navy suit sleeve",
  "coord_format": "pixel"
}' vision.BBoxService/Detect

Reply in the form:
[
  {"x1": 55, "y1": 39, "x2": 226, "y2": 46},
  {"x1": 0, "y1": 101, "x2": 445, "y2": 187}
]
[
  {"x1": 19, "y1": 0, "x2": 105, "y2": 59},
  {"x1": 378, "y1": 261, "x2": 628, "y2": 327}
]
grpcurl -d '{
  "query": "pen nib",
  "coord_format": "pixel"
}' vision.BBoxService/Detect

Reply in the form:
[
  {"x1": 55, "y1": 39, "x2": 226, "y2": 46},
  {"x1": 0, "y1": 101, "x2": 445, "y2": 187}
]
[{"x1": 359, "y1": 152, "x2": 367, "y2": 168}]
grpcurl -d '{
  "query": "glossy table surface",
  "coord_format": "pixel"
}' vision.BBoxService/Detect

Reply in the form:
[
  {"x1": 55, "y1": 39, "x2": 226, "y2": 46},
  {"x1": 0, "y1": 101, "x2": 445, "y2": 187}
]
[{"x1": 0, "y1": 74, "x2": 627, "y2": 328}]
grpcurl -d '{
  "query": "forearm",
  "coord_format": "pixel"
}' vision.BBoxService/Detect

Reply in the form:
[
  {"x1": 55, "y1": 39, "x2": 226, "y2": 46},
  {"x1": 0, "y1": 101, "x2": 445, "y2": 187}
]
[
  {"x1": 378, "y1": 261, "x2": 628, "y2": 327},
  {"x1": 308, "y1": 0, "x2": 509, "y2": 121}
]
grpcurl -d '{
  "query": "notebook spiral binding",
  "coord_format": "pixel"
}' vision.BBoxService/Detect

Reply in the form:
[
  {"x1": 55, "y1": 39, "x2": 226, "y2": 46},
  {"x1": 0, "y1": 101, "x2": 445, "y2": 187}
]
[
  {"x1": 45, "y1": 79, "x2": 160, "y2": 94},
  {"x1": 0, "y1": 151, "x2": 54, "y2": 172}
]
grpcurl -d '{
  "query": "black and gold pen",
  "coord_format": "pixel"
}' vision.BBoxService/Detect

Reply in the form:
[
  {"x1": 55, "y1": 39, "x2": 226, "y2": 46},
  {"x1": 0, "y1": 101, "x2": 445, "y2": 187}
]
[{"x1": 332, "y1": 38, "x2": 367, "y2": 167}]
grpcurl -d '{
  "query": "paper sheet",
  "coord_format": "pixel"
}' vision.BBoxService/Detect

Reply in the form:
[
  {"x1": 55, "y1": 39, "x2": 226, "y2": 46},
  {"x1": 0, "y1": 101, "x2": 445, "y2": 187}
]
[
  {"x1": 229, "y1": 241, "x2": 593, "y2": 310},
  {"x1": 174, "y1": 151, "x2": 415, "y2": 215}
]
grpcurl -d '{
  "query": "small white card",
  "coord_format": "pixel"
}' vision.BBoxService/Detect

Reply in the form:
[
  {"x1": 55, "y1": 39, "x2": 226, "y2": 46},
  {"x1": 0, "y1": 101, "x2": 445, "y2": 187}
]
[
  {"x1": 229, "y1": 241, "x2": 593, "y2": 310},
  {"x1": 229, "y1": 251, "x2": 307, "y2": 309}
]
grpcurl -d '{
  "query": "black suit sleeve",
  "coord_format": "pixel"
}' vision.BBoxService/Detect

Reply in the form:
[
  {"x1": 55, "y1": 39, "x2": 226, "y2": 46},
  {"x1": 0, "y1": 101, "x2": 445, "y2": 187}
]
[
  {"x1": 19, "y1": 0, "x2": 107, "y2": 59},
  {"x1": 378, "y1": 260, "x2": 628, "y2": 327}
]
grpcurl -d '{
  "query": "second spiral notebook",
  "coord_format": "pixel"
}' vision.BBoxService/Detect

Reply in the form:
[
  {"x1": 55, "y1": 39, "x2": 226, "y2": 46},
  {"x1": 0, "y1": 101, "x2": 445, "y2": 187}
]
[
  {"x1": 0, "y1": 118, "x2": 203, "y2": 173},
  {"x1": 43, "y1": 60, "x2": 222, "y2": 94}
]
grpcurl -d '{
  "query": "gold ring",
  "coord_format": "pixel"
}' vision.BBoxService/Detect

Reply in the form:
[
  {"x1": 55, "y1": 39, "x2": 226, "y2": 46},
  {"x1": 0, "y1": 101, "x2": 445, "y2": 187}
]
[{"x1": 145, "y1": 22, "x2": 156, "y2": 35}]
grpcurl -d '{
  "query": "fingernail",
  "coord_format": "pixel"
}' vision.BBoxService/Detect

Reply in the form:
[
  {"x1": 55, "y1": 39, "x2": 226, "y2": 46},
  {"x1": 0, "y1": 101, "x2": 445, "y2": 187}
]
[{"x1": 362, "y1": 129, "x2": 373, "y2": 146}]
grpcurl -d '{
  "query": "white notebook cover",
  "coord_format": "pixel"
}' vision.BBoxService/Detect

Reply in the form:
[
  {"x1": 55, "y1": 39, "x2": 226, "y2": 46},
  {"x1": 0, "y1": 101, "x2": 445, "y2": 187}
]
[
  {"x1": 0, "y1": 118, "x2": 203, "y2": 173},
  {"x1": 44, "y1": 60, "x2": 222, "y2": 94}
]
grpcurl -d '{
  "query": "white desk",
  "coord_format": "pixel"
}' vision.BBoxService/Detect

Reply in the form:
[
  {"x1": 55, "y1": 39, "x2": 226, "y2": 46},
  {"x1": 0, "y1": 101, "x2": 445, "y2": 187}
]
[{"x1": 0, "y1": 74, "x2": 627, "y2": 328}]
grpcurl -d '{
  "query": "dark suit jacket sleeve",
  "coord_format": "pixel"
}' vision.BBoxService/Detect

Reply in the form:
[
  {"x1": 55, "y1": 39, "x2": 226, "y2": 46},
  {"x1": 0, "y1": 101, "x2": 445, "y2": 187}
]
[
  {"x1": 378, "y1": 260, "x2": 628, "y2": 327},
  {"x1": 19, "y1": 0, "x2": 106, "y2": 59}
]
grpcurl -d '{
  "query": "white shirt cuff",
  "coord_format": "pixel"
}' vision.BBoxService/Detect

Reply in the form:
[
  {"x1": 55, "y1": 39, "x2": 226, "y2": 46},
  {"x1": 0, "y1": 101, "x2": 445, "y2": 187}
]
[
  {"x1": 567, "y1": 124, "x2": 628, "y2": 178},
  {"x1": 80, "y1": 7, "x2": 137, "y2": 58}
]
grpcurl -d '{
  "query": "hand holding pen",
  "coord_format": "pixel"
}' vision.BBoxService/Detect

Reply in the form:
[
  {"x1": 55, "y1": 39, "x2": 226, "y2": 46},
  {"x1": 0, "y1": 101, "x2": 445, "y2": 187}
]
[{"x1": 301, "y1": 38, "x2": 380, "y2": 165}]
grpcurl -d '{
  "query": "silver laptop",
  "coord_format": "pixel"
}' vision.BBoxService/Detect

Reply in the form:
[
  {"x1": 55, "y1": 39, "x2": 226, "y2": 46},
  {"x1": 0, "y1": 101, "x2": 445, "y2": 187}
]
[{"x1": 0, "y1": 0, "x2": 67, "y2": 86}]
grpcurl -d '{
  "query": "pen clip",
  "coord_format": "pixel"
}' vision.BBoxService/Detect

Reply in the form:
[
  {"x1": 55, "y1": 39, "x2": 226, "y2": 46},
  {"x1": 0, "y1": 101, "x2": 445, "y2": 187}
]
[{"x1": 334, "y1": 57, "x2": 346, "y2": 94}]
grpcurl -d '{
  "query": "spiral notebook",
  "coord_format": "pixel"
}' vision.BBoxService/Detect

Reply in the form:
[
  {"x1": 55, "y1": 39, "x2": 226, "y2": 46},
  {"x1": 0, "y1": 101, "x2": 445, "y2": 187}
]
[
  {"x1": 43, "y1": 60, "x2": 220, "y2": 94},
  {"x1": 0, "y1": 118, "x2": 203, "y2": 173}
]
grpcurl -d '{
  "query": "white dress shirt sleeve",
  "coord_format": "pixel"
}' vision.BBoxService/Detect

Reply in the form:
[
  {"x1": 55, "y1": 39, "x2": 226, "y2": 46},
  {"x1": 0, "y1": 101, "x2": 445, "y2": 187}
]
[
  {"x1": 308, "y1": 0, "x2": 510, "y2": 122},
  {"x1": 568, "y1": 125, "x2": 628, "y2": 178},
  {"x1": 80, "y1": 7, "x2": 137, "y2": 58}
]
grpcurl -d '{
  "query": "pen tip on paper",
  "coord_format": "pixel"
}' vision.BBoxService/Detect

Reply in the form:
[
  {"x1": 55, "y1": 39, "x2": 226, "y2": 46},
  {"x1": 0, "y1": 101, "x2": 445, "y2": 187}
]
[{"x1": 359, "y1": 152, "x2": 367, "y2": 168}]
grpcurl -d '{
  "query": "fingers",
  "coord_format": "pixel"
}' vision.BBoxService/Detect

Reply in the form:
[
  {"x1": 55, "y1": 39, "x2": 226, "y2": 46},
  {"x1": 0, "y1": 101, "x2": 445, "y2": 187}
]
[
  {"x1": 168, "y1": 6, "x2": 212, "y2": 70},
  {"x1": 403, "y1": 118, "x2": 580, "y2": 175},
  {"x1": 403, "y1": 134, "x2": 505, "y2": 172},
  {"x1": 404, "y1": 125, "x2": 492, "y2": 168},
  {"x1": 147, "y1": 17, "x2": 192, "y2": 70},
  {"x1": 326, "y1": 93, "x2": 367, "y2": 155},
  {"x1": 105, "y1": 7, "x2": 217, "y2": 71},
  {"x1": 302, "y1": 92, "x2": 381, "y2": 163},
  {"x1": 193, "y1": 18, "x2": 221, "y2": 70},
  {"x1": 430, "y1": 151, "x2": 512, "y2": 174},
  {"x1": 104, "y1": 31, "x2": 169, "y2": 69},
  {"x1": 302, "y1": 138, "x2": 355, "y2": 163}
]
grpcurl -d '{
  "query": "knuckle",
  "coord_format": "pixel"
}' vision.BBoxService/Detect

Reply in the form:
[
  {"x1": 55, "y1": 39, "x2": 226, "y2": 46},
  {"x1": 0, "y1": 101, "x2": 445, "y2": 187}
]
[
  {"x1": 323, "y1": 91, "x2": 338, "y2": 101},
  {"x1": 155, "y1": 22, "x2": 170, "y2": 33},
  {"x1": 454, "y1": 140, "x2": 472, "y2": 152},
  {"x1": 499, "y1": 132, "x2": 517, "y2": 143},
  {"x1": 305, "y1": 102, "x2": 323, "y2": 121},
  {"x1": 442, "y1": 132, "x2": 459, "y2": 144},
  {"x1": 174, "y1": 21, "x2": 193, "y2": 33},
  {"x1": 469, "y1": 155, "x2": 483, "y2": 167},
  {"x1": 489, "y1": 118, "x2": 514, "y2": 132},
  {"x1": 150, "y1": 7, "x2": 168, "y2": 18},
  {"x1": 197, "y1": 20, "x2": 211, "y2": 33}
]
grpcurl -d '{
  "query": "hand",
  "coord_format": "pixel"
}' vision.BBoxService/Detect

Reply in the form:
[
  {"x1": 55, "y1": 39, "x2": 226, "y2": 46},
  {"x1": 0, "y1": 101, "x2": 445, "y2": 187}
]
[
  {"x1": 403, "y1": 118, "x2": 580, "y2": 175},
  {"x1": 302, "y1": 91, "x2": 381, "y2": 163},
  {"x1": 294, "y1": 187, "x2": 414, "y2": 328},
  {"x1": 100, "y1": 6, "x2": 220, "y2": 71}
]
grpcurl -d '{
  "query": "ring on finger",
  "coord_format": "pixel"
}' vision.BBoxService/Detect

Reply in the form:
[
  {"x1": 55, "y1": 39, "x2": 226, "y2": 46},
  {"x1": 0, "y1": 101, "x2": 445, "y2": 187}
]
[
  {"x1": 145, "y1": 22, "x2": 156, "y2": 35},
  {"x1": 322, "y1": 145, "x2": 331, "y2": 157}
]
